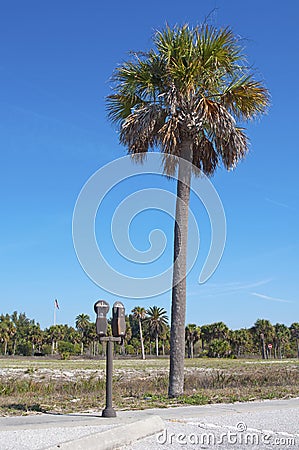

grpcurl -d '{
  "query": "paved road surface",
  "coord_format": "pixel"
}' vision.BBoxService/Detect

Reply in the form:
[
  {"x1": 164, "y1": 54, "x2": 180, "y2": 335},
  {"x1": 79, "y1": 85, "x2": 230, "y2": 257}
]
[
  {"x1": 0, "y1": 398, "x2": 298, "y2": 449},
  {"x1": 123, "y1": 398, "x2": 299, "y2": 450}
]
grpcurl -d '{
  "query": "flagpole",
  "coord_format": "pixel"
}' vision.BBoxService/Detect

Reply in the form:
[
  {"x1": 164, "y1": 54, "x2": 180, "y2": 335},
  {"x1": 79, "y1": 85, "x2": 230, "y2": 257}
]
[{"x1": 54, "y1": 301, "x2": 56, "y2": 326}]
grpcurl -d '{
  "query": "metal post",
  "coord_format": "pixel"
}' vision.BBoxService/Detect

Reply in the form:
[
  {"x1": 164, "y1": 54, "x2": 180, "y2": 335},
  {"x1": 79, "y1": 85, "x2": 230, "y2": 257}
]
[
  {"x1": 101, "y1": 337, "x2": 121, "y2": 418},
  {"x1": 103, "y1": 338, "x2": 115, "y2": 417}
]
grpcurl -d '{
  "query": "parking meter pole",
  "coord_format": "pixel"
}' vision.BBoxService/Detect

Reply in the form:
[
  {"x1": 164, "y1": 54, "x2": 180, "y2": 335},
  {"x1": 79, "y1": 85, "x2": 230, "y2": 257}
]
[
  {"x1": 95, "y1": 300, "x2": 125, "y2": 419},
  {"x1": 100, "y1": 337, "x2": 121, "y2": 418},
  {"x1": 103, "y1": 339, "x2": 115, "y2": 417}
]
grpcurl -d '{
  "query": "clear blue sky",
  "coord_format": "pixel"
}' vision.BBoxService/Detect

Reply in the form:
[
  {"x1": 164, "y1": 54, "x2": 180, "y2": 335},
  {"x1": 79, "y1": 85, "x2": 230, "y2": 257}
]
[{"x1": 0, "y1": 0, "x2": 298, "y2": 330}]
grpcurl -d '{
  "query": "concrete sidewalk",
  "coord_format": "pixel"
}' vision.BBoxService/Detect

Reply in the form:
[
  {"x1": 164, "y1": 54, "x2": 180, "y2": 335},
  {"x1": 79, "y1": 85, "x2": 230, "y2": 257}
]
[
  {"x1": 0, "y1": 398, "x2": 299, "y2": 450},
  {"x1": 0, "y1": 410, "x2": 164, "y2": 450}
]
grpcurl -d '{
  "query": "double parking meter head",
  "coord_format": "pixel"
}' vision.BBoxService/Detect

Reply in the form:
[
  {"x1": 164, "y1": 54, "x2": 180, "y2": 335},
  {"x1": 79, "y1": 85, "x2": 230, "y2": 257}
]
[
  {"x1": 111, "y1": 301, "x2": 126, "y2": 338},
  {"x1": 94, "y1": 300, "x2": 110, "y2": 337}
]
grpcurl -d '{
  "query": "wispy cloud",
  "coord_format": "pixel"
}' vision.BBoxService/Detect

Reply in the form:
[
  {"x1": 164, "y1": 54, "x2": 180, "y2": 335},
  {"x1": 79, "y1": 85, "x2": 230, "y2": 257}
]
[
  {"x1": 189, "y1": 278, "x2": 272, "y2": 298},
  {"x1": 251, "y1": 292, "x2": 292, "y2": 304},
  {"x1": 265, "y1": 197, "x2": 290, "y2": 209}
]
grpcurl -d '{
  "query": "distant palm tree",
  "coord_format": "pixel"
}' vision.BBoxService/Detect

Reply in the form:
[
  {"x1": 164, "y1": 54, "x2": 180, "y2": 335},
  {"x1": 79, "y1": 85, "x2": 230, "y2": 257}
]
[
  {"x1": 160, "y1": 324, "x2": 170, "y2": 356},
  {"x1": 210, "y1": 322, "x2": 229, "y2": 341},
  {"x1": 145, "y1": 306, "x2": 168, "y2": 357},
  {"x1": 75, "y1": 314, "x2": 91, "y2": 355},
  {"x1": 290, "y1": 323, "x2": 299, "y2": 358},
  {"x1": 28, "y1": 324, "x2": 43, "y2": 356},
  {"x1": 185, "y1": 324, "x2": 200, "y2": 358},
  {"x1": 208, "y1": 339, "x2": 231, "y2": 358},
  {"x1": 0, "y1": 314, "x2": 16, "y2": 355},
  {"x1": 0, "y1": 321, "x2": 10, "y2": 355},
  {"x1": 230, "y1": 328, "x2": 251, "y2": 357},
  {"x1": 274, "y1": 323, "x2": 290, "y2": 359},
  {"x1": 46, "y1": 324, "x2": 66, "y2": 354},
  {"x1": 200, "y1": 324, "x2": 214, "y2": 351},
  {"x1": 11, "y1": 311, "x2": 30, "y2": 355},
  {"x1": 254, "y1": 319, "x2": 274, "y2": 359},
  {"x1": 132, "y1": 306, "x2": 146, "y2": 359},
  {"x1": 107, "y1": 24, "x2": 269, "y2": 396}
]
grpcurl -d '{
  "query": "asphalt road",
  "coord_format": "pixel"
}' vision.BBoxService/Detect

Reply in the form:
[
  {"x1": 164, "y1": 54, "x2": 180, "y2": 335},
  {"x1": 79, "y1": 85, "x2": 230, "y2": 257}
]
[
  {"x1": 0, "y1": 398, "x2": 298, "y2": 449},
  {"x1": 123, "y1": 398, "x2": 299, "y2": 450}
]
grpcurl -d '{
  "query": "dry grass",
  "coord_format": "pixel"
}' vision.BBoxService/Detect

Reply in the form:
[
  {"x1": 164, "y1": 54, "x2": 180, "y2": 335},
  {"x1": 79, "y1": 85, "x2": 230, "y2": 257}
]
[{"x1": 0, "y1": 357, "x2": 298, "y2": 415}]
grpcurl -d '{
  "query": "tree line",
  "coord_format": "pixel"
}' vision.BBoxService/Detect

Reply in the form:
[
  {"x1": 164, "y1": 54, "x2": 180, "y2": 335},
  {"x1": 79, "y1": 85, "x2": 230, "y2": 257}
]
[{"x1": 0, "y1": 309, "x2": 298, "y2": 360}]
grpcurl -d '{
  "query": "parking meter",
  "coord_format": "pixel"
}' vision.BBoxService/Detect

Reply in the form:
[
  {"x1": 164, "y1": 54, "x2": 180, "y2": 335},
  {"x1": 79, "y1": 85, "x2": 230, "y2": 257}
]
[
  {"x1": 111, "y1": 301, "x2": 126, "y2": 338},
  {"x1": 94, "y1": 300, "x2": 110, "y2": 337}
]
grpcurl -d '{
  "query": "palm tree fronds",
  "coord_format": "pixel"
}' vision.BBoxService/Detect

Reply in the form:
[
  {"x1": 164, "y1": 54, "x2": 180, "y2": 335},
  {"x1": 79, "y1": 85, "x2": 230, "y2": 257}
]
[
  {"x1": 161, "y1": 153, "x2": 179, "y2": 176},
  {"x1": 197, "y1": 25, "x2": 244, "y2": 73},
  {"x1": 120, "y1": 103, "x2": 165, "y2": 153},
  {"x1": 192, "y1": 135, "x2": 218, "y2": 175},
  {"x1": 199, "y1": 97, "x2": 236, "y2": 139},
  {"x1": 217, "y1": 127, "x2": 249, "y2": 170},
  {"x1": 221, "y1": 76, "x2": 270, "y2": 120},
  {"x1": 106, "y1": 93, "x2": 145, "y2": 124},
  {"x1": 159, "y1": 116, "x2": 181, "y2": 155}
]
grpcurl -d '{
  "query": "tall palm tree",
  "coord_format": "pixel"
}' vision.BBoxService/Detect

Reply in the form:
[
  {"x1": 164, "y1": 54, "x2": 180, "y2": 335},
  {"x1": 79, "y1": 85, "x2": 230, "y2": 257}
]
[
  {"x1": 107, "y1": 24, "x2": 269, "y2": 396},
  {"x1": 75, "y1": 313, "x2": 91, "y2": 355},
  {"x1": 132, "y1": 306, "x2": 146, "y2": 359},
  {"x1": 145, "y1": 306, "x2": 168, "y2": 357}
]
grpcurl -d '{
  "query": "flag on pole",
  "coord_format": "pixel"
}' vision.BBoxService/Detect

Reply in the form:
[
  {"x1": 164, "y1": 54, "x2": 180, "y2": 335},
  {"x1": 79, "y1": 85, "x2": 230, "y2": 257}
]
[{"x1": 54, "y1": 299, "x2": 60, "y2": 309}]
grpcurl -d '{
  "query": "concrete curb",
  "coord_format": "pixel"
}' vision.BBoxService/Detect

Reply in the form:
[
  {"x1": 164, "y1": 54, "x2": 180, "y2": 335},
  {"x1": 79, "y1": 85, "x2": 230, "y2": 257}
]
[{"x1": 46, "y1": 415, "x2": 164, "y2": 450}]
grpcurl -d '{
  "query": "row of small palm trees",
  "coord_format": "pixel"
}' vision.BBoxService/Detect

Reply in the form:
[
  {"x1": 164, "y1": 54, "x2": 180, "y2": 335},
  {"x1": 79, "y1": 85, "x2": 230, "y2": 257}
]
[
  {"x1": 0, "y1": 308, "x2": 168, "y2": 357},
  {"x1": 1, "y1": 311, "x2": 299, "y2": 359},
  {"x1": 185, "y1": 320, "x2": 299, "y2": 360}
]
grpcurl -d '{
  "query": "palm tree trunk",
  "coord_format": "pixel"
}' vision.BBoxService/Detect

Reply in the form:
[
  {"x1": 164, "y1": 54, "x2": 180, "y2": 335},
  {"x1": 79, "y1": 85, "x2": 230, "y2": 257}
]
[
  {"x1": 156, "y1": 334, "x2": 159, "y2": 357},
  {"x1": 169, "y1": 141, "x2": 193, "y2": 398},
  {"x1": 138, "y1": 319, "x2": 145, "y2": 360},
  {"x1": 261, "y1": 337, "x2": 266, "y2": 359},
  {"x1": 4, "y1": 340, "x2": 8, "y2": 356}
]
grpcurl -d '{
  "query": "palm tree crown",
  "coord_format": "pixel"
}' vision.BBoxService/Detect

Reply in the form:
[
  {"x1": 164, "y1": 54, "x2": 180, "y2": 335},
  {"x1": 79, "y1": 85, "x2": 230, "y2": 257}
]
[{"x1": 107, "y1": 24, "x2": 269, "y2": 173}]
